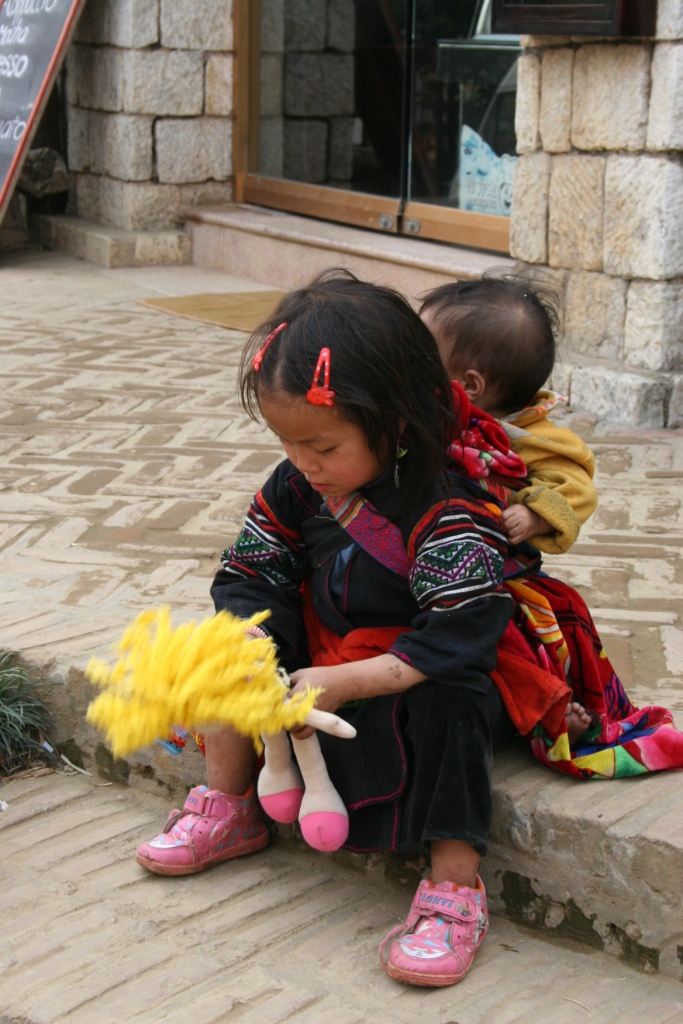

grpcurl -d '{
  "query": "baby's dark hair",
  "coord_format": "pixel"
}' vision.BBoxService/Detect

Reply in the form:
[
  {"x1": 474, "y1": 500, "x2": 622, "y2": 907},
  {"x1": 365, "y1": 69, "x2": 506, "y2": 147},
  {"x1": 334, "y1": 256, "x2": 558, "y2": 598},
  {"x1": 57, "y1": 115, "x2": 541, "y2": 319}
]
[
  {"x1": 240, "y1": 269, "x2": 456, "y2": 508},
  {"x1": 420, "y1": 274, "x2": 560, "y2": 414}
]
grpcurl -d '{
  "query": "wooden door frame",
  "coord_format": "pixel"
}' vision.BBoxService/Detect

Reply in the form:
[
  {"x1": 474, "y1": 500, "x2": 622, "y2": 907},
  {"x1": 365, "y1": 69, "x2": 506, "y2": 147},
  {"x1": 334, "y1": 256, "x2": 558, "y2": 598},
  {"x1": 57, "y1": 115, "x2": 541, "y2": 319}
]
[{"x1": 232, "y1": 0, "x2": 512, "y2": 254}]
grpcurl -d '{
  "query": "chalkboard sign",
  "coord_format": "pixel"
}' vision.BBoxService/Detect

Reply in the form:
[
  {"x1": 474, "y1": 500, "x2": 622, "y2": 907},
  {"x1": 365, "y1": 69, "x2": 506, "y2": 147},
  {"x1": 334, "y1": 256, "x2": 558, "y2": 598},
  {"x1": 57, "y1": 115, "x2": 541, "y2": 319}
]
[
  {"x1": 491, "y1": 0, "x2": 656, "y2": 36},
  {"x1": 0, "y1": 0, "x2": 86, "y2": 223}
]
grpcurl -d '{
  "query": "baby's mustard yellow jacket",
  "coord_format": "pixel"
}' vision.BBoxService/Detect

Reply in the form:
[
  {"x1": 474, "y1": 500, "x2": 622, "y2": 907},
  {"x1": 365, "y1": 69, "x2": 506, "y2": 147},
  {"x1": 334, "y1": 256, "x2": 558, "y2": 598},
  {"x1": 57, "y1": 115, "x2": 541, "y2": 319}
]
[{"x1": 500, "y1": 390, "x2": 598, "y2": 555}]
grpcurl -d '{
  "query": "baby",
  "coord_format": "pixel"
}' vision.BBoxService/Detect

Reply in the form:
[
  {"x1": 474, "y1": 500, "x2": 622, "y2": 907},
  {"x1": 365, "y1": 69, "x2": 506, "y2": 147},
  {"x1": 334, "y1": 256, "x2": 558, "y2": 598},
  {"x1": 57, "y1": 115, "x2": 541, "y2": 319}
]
[
  {"x1": 420, "y1": 275, "x2": 597, "y2": 554},
  {"x1": 420, "y1": 276, "x2": 597, "y2": 742}
]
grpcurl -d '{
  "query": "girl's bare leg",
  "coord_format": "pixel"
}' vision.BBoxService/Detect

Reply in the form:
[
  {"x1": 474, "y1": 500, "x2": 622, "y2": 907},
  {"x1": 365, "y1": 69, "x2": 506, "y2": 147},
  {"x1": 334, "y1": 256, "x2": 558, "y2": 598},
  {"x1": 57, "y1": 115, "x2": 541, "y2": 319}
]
[
  {"x1": 430, "y1": 839, "x2": 480, "y2": 888},
  {"x1": 205, "y1": 726, "x2": 257, "y2": 794}
]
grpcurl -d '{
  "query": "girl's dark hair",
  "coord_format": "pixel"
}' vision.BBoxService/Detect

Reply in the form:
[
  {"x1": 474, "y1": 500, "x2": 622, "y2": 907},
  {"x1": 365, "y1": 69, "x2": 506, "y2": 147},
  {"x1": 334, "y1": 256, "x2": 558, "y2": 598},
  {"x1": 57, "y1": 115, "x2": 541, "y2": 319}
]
[
  {"x1": 420, "y1": 274, "x2": 560, "y2": 414},
  {"x1": 240, "y1": 269, "x2": 456, "y2": 508}
]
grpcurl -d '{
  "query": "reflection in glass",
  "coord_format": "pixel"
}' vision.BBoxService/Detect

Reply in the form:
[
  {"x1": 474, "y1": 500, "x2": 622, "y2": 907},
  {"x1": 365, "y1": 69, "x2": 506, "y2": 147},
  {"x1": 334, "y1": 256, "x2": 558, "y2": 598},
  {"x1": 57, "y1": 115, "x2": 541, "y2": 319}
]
[
  {"x1": 255, "y1": 0, "x2": 520, "y2": 216},
  {"x1": 410, "y1": 0, "x2": 520, "y2": 214},
  {"x1": 257, "y1": 0, "x2": 405, "y2": 198}
]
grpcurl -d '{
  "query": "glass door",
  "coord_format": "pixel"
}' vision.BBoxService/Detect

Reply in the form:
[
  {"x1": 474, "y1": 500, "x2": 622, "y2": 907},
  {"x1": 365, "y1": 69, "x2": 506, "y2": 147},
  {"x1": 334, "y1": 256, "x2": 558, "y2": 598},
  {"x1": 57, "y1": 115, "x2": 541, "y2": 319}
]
[{"x1": 239, "y1": 0, "x2": 519, "y2": 253}]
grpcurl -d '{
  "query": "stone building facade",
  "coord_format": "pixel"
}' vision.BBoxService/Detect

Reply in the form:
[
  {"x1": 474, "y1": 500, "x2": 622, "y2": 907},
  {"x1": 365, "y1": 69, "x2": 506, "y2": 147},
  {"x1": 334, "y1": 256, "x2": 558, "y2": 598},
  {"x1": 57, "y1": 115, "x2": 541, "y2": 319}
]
[
  {"x1": 48, "y1": 0, "x2": 683, "y2": 426},
  {"x1": 258, "y1": 0, "x2": 355, "y2": 187},
  {"x1": 511, "y1": 0, "x2": 683, "y2": 427},
  {"x1": 66, "y1": 0, "x2": 234, "y2": 233}
]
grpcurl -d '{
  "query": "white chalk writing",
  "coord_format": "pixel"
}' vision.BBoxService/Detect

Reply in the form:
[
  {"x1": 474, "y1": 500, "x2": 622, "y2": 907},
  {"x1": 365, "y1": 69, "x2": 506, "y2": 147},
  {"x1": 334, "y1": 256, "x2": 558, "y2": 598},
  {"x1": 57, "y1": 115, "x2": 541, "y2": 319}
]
[
  {"x1": 0, "y1": 20, "x2": 30, "y2": 45},
  {"x1": 0, "y1": 54, "x2": 29, "y2": 77},
  {"x1": 4, "y1": 0, "x2": 60, "y2": 28},
  {"x1": 0, "y1": 116, "x2": 27, "y2": 141}
]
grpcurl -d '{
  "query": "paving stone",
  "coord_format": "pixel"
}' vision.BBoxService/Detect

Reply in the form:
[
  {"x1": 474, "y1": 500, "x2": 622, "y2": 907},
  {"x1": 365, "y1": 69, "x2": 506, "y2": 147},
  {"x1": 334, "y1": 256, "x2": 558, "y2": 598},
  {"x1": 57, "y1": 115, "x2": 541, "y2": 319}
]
[
  {"x1": 74, "y1": 0, "x2": 159, "y2": 48},
  {"x1": 260, "y1": 0, "x2": 285, "y2": 52},
  {"x1": 548, "y1": 155, "x2": 605, "y2": 271},
  {"x1": 624, "y1": 280, "x2": 683, "y2": 372},
  {"x1": 155, "y1": 118, "x2": 233, "y2": 184},
  {"x1": 160, "y1": 0, "x2": 233, "y2": 50},
  {"x1": 657, "y1": 0, "x2": 683, "y2": 39},
  {"x1": 509, "y1": 151, "x2": 550, "y2": 264},
  {"x1": 603, "y1": 155, "x2": 683, "y2": 280},
  {"x1": 1, "y1": 250, "x2": 683, "y2": 999},
  {"x1": 67, "y1": 44, "x2": 123, "y2": 112},
  {"x1": 647, "y1": 42, "x2": 683, "y2": 150},
  {"x1": 285, "y1": 0, "x2": 326, "y2": 50},
  {"x1": 515, "y1": 52, "x2": 541, "y2": 153},
  {"x1": 122, "y1": 50, "x2": 204, "y2": 117},
  {"x1": 563, "y1": 270, "x2": 626, "y2": 359},
  {"x1": 88, "y1": 111, "x2": 154, "y2": 182},
  {"x1": 571, "y1": 44, "x2": 650, "y2": 152},
  {"x1": 539, "y1": 47, "x2": 573, "y2": 153},
  {"x1": 206, "y1": 53, "x2": 234, "y2": 117},
  {"x1": 2, "y1": 775, "x2": 683, "y2": 1022},
  {"x1": 283, "y1": 53, "x2": 354, "y2": 117},
  {"x1": 327, "y1": 0, "x2": 355, "y2": 52}
]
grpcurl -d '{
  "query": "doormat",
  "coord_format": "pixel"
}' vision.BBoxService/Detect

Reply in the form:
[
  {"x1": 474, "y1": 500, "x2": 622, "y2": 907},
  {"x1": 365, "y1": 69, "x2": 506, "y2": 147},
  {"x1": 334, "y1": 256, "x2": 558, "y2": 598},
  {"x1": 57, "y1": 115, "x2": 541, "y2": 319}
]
[{"x1": 139, "y1": 290, "x2": 286, "y2": 333}]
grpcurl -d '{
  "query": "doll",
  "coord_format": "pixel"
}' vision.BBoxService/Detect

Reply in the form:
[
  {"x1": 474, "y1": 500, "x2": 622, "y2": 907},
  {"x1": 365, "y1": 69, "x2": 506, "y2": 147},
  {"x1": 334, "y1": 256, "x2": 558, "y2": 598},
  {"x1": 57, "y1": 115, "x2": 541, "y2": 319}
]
[{"x1": 87, "y1": 606, "x2": 353, "y2": 852}]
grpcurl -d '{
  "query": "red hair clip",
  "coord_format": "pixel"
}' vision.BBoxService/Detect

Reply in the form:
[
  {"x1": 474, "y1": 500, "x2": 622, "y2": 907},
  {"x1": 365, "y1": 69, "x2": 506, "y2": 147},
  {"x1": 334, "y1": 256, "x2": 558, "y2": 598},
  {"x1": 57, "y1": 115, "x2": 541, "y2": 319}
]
[
  {"x1": 253, "y1": 322, "x2": 287, "y2": 371},
  {"x1": 306, "y1": 347, "x2": 335, "y2": 407}
]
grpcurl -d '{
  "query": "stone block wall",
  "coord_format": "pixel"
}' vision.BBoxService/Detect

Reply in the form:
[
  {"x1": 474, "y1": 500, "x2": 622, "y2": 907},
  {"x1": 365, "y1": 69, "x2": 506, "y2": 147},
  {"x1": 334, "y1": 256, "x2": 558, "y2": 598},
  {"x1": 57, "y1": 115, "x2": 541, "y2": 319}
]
[
  {"x1": 258, "y1": 0, "x2": 355, "y2": 186},
  {"x1": 510, "y1": 3, "x2": 683, "y2": 399},
  {"x1": 66, "y1": 0, "x2": 234, "y2": 232}
]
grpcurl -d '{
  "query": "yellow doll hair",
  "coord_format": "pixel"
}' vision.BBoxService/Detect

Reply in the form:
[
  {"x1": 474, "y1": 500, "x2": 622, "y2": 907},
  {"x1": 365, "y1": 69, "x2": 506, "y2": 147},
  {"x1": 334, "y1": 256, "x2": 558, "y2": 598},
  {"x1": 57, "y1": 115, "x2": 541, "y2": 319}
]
[{"x1": 86, "y1": 607, "x2": 319, "y2": 758}]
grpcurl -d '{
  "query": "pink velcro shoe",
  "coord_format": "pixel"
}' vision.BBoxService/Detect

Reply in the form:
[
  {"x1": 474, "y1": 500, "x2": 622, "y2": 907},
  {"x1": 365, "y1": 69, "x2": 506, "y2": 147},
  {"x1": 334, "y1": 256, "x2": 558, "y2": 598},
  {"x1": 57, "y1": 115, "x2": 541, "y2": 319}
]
[
  {"x1": 136, "y1": 784, "x2": 269, "y2": 876},
  {"x1": 379, "y1": 877, "x2": 489, "y2": 987}
]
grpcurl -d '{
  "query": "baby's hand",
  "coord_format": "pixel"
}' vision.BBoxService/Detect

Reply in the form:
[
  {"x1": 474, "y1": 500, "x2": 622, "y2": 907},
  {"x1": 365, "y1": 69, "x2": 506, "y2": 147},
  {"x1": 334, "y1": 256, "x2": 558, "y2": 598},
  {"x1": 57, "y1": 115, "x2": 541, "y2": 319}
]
[{"x1": 500, "y1": 504, "x2": 553, "y2": 545}]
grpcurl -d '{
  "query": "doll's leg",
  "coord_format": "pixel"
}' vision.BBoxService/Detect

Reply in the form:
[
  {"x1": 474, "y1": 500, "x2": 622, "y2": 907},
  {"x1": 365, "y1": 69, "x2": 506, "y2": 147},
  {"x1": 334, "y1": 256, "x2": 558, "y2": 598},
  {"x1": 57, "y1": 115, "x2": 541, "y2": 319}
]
[
  {"x1": 292, "y1": 734, "x2": 349, "y2": 852},
  {"x1": 257, "y1": 730, "x2": 305, "y2": 823}
]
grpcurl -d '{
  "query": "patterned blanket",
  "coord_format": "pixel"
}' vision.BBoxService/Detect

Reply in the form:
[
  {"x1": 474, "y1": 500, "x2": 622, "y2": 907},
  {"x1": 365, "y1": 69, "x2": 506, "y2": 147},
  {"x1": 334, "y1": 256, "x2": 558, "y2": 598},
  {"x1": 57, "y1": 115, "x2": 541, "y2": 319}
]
[{"x1": 323, "y1": 490, "x2": 683, "y2": 780}]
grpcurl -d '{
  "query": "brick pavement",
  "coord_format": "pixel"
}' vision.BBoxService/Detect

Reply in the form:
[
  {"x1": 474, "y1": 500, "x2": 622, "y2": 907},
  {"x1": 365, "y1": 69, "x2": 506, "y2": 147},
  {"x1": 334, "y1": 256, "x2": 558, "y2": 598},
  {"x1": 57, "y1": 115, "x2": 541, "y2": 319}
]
[
  {"x1": 1, "y1": 250, "x2": 681, "y2": 718},
  {"x1": 1, "y1": 249, "x2": 683, "y2": 997},
  {"x1": 2, "y1": 772, "x2": 683, "y2": 1024}
]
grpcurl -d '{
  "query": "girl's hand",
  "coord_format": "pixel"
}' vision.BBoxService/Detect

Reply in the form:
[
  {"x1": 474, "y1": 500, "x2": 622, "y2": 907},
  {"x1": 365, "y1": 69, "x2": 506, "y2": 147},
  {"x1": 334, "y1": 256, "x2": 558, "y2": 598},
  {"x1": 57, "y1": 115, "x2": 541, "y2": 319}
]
[
  {"x1": 287, "y1": 664, "x2": 356, "y2": 740},
  {"x1": 286, "y1": 655, "x2": 426, "y2": 740},
  {"x1": 500, "y1": 504, "x2": 553, "y2": 545}
]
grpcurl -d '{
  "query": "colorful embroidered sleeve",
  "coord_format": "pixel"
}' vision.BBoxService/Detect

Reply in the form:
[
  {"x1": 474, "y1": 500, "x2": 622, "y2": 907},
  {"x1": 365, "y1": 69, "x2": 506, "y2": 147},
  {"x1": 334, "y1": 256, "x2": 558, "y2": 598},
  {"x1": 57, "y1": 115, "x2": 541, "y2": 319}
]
[
  {"x1": 221, "y1": 487, "x2": 310, "y2": 590},
  {"x1": 210, "y1": 461, "x2": 312, "y2": 659},
  {"x1": 388, "y1": 497, "x2": 513, "y2": 689},
  {"x1": 408, "y1": 498, "x2": 507, "y2": 610}
]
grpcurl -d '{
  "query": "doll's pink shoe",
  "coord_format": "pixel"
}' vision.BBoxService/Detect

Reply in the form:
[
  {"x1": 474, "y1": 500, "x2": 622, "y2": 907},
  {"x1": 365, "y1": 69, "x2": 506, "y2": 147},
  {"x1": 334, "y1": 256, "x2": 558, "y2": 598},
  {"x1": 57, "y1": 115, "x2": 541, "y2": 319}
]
[
  {"x1": 299, "y1": 811, "x2": 349, "y2": 852},
  {"x1": 379, "y1": 877, "x2": 489, "y2": 987},
  {"x1": 136, "y1": 784, "x2": 269, "y2": 876},
  {"x1": 258, "y1": 788, "x2": 304, "y2": 824}
]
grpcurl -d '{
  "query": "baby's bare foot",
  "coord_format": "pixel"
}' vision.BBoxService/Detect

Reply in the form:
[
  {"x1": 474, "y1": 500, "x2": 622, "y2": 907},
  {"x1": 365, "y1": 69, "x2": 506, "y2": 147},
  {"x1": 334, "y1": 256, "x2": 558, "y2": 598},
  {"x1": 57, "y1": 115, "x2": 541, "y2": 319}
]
[{"x1": 565, "y1": 701, "x2": 592, "y2": 745}]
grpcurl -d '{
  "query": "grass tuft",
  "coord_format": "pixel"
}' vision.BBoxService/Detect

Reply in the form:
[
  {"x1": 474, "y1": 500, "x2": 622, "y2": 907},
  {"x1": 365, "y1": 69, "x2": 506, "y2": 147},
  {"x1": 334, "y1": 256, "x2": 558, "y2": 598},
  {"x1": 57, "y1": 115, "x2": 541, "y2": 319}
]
[{"x1": 0, "y1": 651, "x2": 53, "y2": 775}]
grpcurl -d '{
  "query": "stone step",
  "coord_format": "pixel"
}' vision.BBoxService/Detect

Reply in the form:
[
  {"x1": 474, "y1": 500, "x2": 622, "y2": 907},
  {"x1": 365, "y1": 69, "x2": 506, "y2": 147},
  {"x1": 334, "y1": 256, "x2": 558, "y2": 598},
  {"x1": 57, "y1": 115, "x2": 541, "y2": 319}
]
[
  {"x1": 30, "y1": 213, "x2": 192, "y2": 269},
  {"x1": 187, "y1": 204, "x2": 682, "y2": 429},
  {"x1": 38, "y1": 663, "x2": 683, "y2": 982},
  {"x1": 185, "y1": 202, "x2": 514, "y2": 297},
  {"x1": 551, "y1": 346, "x2": 683, "y2": 429},
  {"x1": 2, "y1": 772, "x2": 683, "y2": 1024}
]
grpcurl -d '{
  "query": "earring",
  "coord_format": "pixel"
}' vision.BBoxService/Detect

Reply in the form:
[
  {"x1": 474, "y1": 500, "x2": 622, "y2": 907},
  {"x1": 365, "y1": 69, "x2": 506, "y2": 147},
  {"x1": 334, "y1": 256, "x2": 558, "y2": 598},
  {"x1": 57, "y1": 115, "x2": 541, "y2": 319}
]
[{"x1": 394, "y1": 442, "x2": 407, "y2": 488}]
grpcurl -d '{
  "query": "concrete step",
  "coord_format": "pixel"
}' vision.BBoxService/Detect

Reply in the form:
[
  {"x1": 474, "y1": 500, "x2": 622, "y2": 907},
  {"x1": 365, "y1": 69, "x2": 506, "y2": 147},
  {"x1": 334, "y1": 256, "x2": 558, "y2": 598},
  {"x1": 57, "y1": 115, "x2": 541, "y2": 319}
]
[
  {"x1": 185, "y1": 202, "x2": 514, "y2": 297},
  {"x1": 30, "y1": 213, "x2": 192, "y2": 269},
  {"x1": 551, "y1": 347, "x2": 683, "y2": 430},
  {"x1": 186, "y1": 204, "x2": 682, "y2": 429},
  {"x1": 1, "y1": 772, "x2": 683, "y2": 1024}
]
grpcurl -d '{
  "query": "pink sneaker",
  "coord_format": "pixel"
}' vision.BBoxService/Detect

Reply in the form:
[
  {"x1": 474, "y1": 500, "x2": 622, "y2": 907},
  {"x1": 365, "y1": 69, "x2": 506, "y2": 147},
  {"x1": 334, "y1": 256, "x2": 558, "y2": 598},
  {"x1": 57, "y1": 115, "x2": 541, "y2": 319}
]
[
  {"x1": 379, "y1": 877, "x2": 489, "y2": 987},
  {"x1": 136, "y1": 784, "x2": 269, "y2": 876}
]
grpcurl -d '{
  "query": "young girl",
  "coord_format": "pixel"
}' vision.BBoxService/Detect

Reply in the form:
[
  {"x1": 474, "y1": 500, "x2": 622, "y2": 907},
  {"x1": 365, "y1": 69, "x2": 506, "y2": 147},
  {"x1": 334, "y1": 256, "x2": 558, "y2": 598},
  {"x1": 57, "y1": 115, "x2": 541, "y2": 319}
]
[
  {"x1": 137, "y1": 270, "x2": 683, "y2": 988},
  {"x1": 137, "y1": 270, "x2": 519, "y2": 988}
]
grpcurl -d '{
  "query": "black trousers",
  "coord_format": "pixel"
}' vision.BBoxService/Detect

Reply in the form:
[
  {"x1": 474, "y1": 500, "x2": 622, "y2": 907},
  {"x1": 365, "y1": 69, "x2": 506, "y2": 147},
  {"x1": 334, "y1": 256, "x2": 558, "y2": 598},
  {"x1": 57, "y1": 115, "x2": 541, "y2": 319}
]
[{"x1": 319, "y1": 681, "x2": 515, "y2": 857}]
